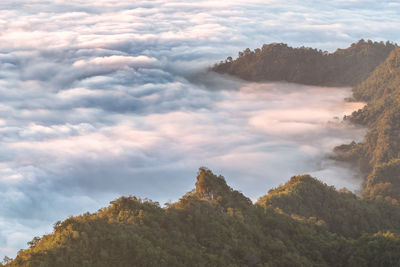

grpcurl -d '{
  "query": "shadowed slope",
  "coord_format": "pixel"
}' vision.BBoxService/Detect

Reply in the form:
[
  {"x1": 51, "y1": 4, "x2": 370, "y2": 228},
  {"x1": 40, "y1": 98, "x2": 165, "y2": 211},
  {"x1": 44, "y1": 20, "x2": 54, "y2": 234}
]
[
  {"x1": 257, "y1": 175, "x2": 400, "y2": 237},
  {"x1": 334, "y1": 48, "x2": 400, "y2": 202},
  {"x1": 213, "y1": 40, "x2": 396, "y2": 86}
]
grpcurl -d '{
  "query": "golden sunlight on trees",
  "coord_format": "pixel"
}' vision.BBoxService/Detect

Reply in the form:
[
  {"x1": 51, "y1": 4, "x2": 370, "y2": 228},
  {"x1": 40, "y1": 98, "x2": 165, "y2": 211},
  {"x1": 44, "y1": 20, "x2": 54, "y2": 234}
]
[{"x1": 6, "y1": 169, "x2": 400, "y2": 266}]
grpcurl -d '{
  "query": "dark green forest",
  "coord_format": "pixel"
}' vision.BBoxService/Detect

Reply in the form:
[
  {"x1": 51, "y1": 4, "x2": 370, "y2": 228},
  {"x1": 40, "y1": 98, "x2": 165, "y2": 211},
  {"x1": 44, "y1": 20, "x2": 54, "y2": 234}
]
[
  {"x1": 213, "y1": 40, "x2": 396, "y2": 86},
  {"x1": 5, "y1": 41, "x2": 400, "y2": 266}
]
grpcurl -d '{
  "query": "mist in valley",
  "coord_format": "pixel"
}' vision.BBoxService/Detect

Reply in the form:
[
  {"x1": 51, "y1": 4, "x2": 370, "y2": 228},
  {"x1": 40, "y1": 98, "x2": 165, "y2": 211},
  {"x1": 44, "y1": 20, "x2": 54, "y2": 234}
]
[{"x1": 0, "y1": 0, "x2": 397, "y2": 259}]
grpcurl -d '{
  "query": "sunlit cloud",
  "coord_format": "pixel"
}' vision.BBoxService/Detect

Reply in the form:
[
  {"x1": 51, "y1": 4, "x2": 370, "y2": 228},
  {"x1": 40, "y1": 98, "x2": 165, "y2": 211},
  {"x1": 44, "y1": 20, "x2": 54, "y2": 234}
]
[{"x1": 0, "y1": 0, "x2": 398, "y2": 259}]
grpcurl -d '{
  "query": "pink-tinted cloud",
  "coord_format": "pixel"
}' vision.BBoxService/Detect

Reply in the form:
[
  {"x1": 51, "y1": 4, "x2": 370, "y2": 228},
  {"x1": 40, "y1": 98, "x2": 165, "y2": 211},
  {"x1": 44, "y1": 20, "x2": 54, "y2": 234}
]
[{"x1": 0, "y1": 0, "x2": 396, "y2": 260}]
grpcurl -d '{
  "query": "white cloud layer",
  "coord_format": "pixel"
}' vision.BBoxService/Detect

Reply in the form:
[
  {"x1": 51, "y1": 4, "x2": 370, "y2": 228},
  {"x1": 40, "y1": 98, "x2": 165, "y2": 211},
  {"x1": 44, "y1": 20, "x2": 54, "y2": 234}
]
[{"x1": 0, "y1": 0, "x2": 398, "y2": 259}]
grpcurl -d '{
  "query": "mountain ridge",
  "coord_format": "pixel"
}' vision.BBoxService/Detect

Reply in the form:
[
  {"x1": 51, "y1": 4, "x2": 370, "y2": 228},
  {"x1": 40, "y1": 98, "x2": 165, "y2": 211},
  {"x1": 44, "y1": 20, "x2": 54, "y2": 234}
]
[
  {"x1": 212, "y1": 39, "x2": 396, "y2": 87},
  {"x1": 6, "y1": 168, "x2": 400, "y2": 266}
]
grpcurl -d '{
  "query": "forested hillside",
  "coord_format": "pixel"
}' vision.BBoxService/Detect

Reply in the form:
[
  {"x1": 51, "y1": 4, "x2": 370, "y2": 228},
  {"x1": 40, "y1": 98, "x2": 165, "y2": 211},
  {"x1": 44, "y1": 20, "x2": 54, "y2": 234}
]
[
  {"x1": 334, "y1": 47, "x2": 400, "y2": 203},
  {"x1": 214, "y1": 39, "x2": 400, "y2": 203},
  {"x1": 213, "y1": 40, "x2": 396, "y2": 86},
  {"x1": 258, "y1": 175, "x2": 400, "y2": 238},
  {"x1": 5, "y1": 168, "x2": 400, "y2": 267}
]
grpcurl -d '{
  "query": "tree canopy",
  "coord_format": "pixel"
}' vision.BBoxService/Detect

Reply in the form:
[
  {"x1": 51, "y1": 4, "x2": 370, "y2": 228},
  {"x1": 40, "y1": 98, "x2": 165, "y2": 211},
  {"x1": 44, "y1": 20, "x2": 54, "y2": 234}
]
[
  {"x1": 6, "y1": 169, "x2": 400, "y2": 266},
  {"x1": 213, "y1": 40, "x2": 396, "y2": 86},
  {"x1": 334, "y1": 47, "x2": 400, "y2": 202}
]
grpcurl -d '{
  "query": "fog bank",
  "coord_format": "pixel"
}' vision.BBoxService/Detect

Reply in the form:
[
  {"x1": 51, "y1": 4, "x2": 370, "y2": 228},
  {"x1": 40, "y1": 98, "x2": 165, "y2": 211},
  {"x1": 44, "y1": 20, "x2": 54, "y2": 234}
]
[{"x1": 0, "y1": 0, "x2": 396, "y2": 259}]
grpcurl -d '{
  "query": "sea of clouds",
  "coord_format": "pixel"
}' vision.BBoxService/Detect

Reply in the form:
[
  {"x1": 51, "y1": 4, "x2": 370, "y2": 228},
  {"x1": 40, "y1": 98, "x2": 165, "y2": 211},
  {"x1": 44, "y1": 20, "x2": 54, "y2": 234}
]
[{"x1": 0, "y1": 0, "x2": 400, "y2": 259}]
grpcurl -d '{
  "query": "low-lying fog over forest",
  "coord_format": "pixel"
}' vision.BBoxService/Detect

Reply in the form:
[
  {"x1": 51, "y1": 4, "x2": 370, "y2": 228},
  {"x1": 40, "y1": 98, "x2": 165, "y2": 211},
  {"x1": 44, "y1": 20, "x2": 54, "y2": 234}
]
[{"x1": 0, "y1": 0, "x2": 399, "y2": 259}]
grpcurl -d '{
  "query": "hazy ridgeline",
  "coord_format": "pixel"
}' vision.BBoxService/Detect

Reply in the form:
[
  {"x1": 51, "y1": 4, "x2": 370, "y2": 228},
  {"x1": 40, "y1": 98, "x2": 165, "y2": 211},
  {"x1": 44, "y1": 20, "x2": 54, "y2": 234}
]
[{"x1": 213, "y1": 40, "x2": 396, "y2": 86}]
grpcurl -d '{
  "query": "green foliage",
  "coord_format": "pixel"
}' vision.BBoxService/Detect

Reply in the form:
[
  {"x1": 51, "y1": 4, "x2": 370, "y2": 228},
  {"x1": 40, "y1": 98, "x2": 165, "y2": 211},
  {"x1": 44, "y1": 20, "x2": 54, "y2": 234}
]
[
  {"x1": 353, "y1": 47, "x2": 400, "y2": 102},
  {"x1": 258, "y1": 175, "x2": 400, "y2": 237},
  {"x1": 212, "y1": 40, "x2": 396, "y2": 86},
  {"x1": 363, "y1": 159, "x2": 400, "y2": 202},
  {"x1": 345, "y1": 232, "x2": 400, "y2": 267},
  {"x1": 7, "y1": 169, "x2": 400, "y2": 266},
  {"x1": 334, "y1": 47, "x2": 400, "y2": 201}
]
